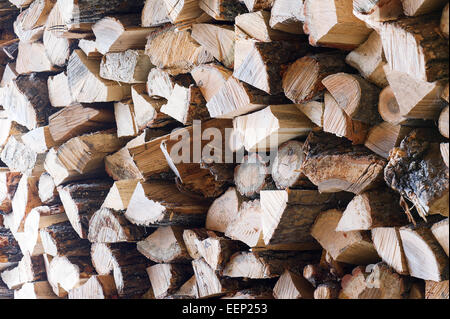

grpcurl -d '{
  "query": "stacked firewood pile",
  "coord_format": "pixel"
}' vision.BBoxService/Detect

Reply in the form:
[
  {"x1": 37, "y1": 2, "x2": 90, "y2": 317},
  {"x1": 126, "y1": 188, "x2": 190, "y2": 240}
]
[{"x1": 0, "y1": 0, "x2": 448, "y2": 300}]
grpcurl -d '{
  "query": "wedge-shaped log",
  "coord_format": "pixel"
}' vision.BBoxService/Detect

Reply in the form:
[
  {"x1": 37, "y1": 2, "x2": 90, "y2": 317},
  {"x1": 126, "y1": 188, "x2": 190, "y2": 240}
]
[
  {"x1": 100, "y1": 50, "x2": 153, "y2": 84},
  {"x1": 147, "y1": 263, "x2": 193, "y2": 299},
  {"x1": 0, "y1": 228, "x2": 22, "y2": 263},
  {"x1": 431, "y1": 218, "x2": 449, "y2": 256},
  {"x1": 137, "y1": 226, "x2": 191, "y2": 263},
  {"x1": 1, "y1": 254, "x2": 46, "y2": 290},
  {"x1": 345, "y1": 31, "x2": 388, "y2": 88},
  {"x1": 273, "y1": 269, "x2": 314, "y2": 299},
  {"x1": 162, "y1": 0, "x2": 203, "y2": 23},
  {"x1": 352, "y1": 0, "x2": 403, "y2": 27},
  {"x1": 57, "y1": 180, "x2": 112, "y2": 239},
  {"x1": 47, "y1": 72, "x2": 75, "y2": 107},
  {"x1": 260, "y1": 189, "x2": 352, "y2": 250},
  {"x1": 145, "y1": 27, "x2": 214, "y2": 76},
  {"x1": 67, "y1": 50, "x2": 132, "y2": 103},
  {"x1": 14, "y1": 281, "x2": 59, "y2": 299},
  {"x1": 311, "y1": 209, "x2": 380, "y2": 265},
  {"x1": 68, "y1": 275, "x2": 118, "y2": 299},
  {"x1": 191, "y1": 64, "x2": 232, "y2": 103},
  {"x1": 301, "y1": 130, "x2": 387, "y2": 194},
  {"x1": 125, "y1": 180, "x2": 211, "y2": 227},
  {"x1": 379, "y1": 14, "x2": 448, "y2": 82},
  {"x1": 0, "y1": 169, "x2": 21, "y2": 213},
  {"x1": 364, "y1": 122, "x2": 413, "y2": 158},
  {"x1": 384, "y1": 129, "x2": 449, "y2": 219},
  {"x1": 205, "y1": 187, "x2": 242, "y2": 233},
  {"x1": 232, "y1": 104, "x2": 314, "y2": 152},
  {"x1": 269, "y1": 0, "x2": 304, "y2": 34},
  {"x1": 283, "y1": 51, "x2": 348, "y2": 103},
  {"x1": 91, "y1": 242, "x2": 151, "y2": 298},
  {"x1": 88, "y1": 207, "x2": 147, "y2": 243},
  {"x1": 16, "y1": 41, "x2": 57, "y2": 74},
  {"x1": 13, "y1": 0, "x2": 53, "y2": 43},
  {"x1": 303, "y1": 0, "x2": 372, "y2": 50},
  {"x1": 141, "y1": 0, "x2": 170, "y2": 27},
  {"x1": 371, "y1": 227, "x2": 409, "y2": 275},
  {"x1": 384, "y1": 66, "x2": 447, "y2": 120},
  {"x1": 399, "y1": 221, "x2": 449, "y2": 282},
  {"x1": 44, "y1": 130, "x2": 126, "y2": 186}
]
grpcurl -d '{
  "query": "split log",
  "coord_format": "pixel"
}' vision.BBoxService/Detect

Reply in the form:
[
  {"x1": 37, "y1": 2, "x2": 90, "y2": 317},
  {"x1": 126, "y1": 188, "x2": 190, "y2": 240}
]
[
  {"x1": 194, "y1": 232, "x2": 245, "y2": 272},
  {"x1": 67, "y1": 50, "x2": 132, "y2": 103},
  {"x1": 431, "y1": 218, "x2": 449, "y2": 256},
  {"x1": 323, "y1": 92, "x2": 370, "y2": 144},
  {"x1": 13, "y1": 0, "x2": 54, "y2": 43},
  {"x1": 235, "y1": 10, "x2": 299, "y2": 42},
  {"x1": 44, "y1": 130, "x2": 126, "y2": 186},
  {"x1": 91, "y1": 242, "x2": 151, "y2": 297},
  {"x1": 233, "y1": 40, "x2": 309, "y2": 95},
  {"x1": 16, "y1": 41, "x2": 56, "y2": 74},
  {"x1": 232, "y1": 104, "x2": 314, "y2": 152},
  {"x1": 182, "y1": 228, "x2": 209, "y2": 259},
  {"x1": 283, "y1": 52, "x2": 348, "y2": 104},
  {"x1": 371, "y1": 227, "x2": 409, "y2": 275},
  {"x1": 78, "y1": 39, "x2": 101, "y2": 59},
  {"x1": 21, "y1": 125, "x2": 57, "y2": 154},
  {"x1": 46, "y1": 254, "x2": 96, "y2": 297},
  {"x1": 378, "y1": 86, "x2": 431, "y2": 126},
  {"x1": 160, "y1": 83, "x2": 209, "y2": 125},
  {"x1": 205, "y1": 187, "x2": 242, "y2": 233},
  {"x1": 114, "y1": 100, "x2": 139, "y2": 138},
  {"x1": 192, "y1": 258, "x2": 242, "y2": 298},
  {"x1": 401, "y1": 0, "x2": 447, "y2": 17},
  {"x1": 364, "y1": 122, "x2": 413, "y2": 158},
  {"x1": 322, "y1": 73, "x2": 382, "y2": 125},
  {"x1": 270, "y1": 140, "x2": 314, "y2": 190},
  {"x1": 336, "y1": 188, "x2": 408, "y2": 231},
  {"x1": 0, "y1": 73, "x2": 53, "y2": 130},
  {"x1": 169, "y1": 275, "x2": 198, "y2": 299},
  {"x1": 13, "y1": 206, "x2": 48, "y2": 256},
  {"x1": 39, "y1": 220, "x2": 91, "y2": 257},
  {"x1": 147, "y1": 263, "x2": 193, "y2": 299},
  {"x1": 68, "y1": 275, "x2": 118, "y2": 299},
  {"x1": 345, "y1": 31, "x2": 388, "y2": 88},
  {"x1": 146, "y1": 68, "x2": 193, "y2": 100},
  {"x1": 105, "y1": 146, "x2": 145, "y2": 181},
  {"x1": 224, "y1": 199, "x2": 264, "y2": 248},
  {"x1": 234, "y1": 154, "x2": 270, "y2": 197},
  {"x1": 302, "y1": 264, "x2": 339, "y2": 288},
  {"x1": 352, "y1": 0, "x2": 403, "y2": 27},
  {"x1": 1, "y1": 254, "x2": 46, "y2": 289},
  {"x1": 303, "y1": 0, "x2": 372, "y2": 50},
  {"x1": 8, "y1": 0, "x2": 33, "y2": 8},
  {"x1": 223, "y1": 250, "x2": 321, "y2": 279},
  {"x1": 399, "y1": 221, "x2": 449, "y2": 282},
  {"x1": 301, "y1": 130, "x2": 387, "y2": 194},
  {"x1": 125, "y1": 180, "x2": 210, "y2": 227},
  {"x1": 145, "y1": 27, "x2": 214, "y2": 76},
  {"x1": 0, "y1": 135, "x2": 39, "y2": 176},
  {"x1": 56, "y1": 0, "x2": 145, "y2": 34},
  {"x1": 206, "y1": 76, "x2": 287, "y2": 118},
  {"x1": 260, "y1": 189, "x2": 352, "y2": 250},
  {"x1": 384, "y1": 66, "x2": 447, "y2": 120},
  {"x1": 439, "y1": 106, "x2": 449, "y2": 138},
  {"x1": 38, "y1": 173, "x2": 58, "y2": 206},
  {"x1": 14, "y1": 281, "x2": 59, "y2": 299},
  {"x1": 141, "y1": 0, "x2": 170, "y2": 27},
  {"x1": 2, "y1": 175, "x2": 41, "y2": 233},
  {"x1": 314, "y1": 282, "x2": 340, "y2": 299},
  {"x1": 100, "y1": 50, "x2": 153, "y2": 84},
  {"x1": 311, "y1": 209, "x2": 380, "y2": 265},
  {"x1": 162, "y1": 0, "x2": 203, "y2": 23},
  {"x1": 137, "y1": 226, "x2": 191, "y2": 263},
  {"x1": 339, "y1": 262, "x2": 410, "y2": 299},
  {"x1": 43, "y1": 3, "x2": 75, "y2": 68},
  {"x1": 0, "y1": 228, "x2": 22, "y2": 263},
  {"x1": 88, "y1": 207, "x2": 147, "y2": 243},
  {"x1": 384, "y1": 129, "x2": 449, "y2": 219},
  {"x1": 0, "y1": 170, "x2": 21, "y2": 213},
  {"x1": 47, "y1": 72, "x2": 75, "y2": 107},
  {"x1": 269, "y1": 0, "x2": 304, "y2": 34},
  {"x1": 191, "y1": 24, "x2": 234, "y2": 69},
  {"x1": 131, "y1": 85, "x2": 171, "y2": 129},
  {"x1": 379, "y1": 14, "x2": 449, "y2": 82},
  {"x1": 0, "y1": 63, "x2": 17, "y2": 88},
  {"x1": 272, "y1": 269, "x2": 314, "y2": 299},
  {"x1": 48, "y1": 103, "x2": 115, "y2": 144},
  {"x1": 57, "y1": 180, "x2": 112, "y2": 239},
  {"x1": 191, "y1": 64, "x2": 232, "y2": 103},
  {"x1": 199, "y1": 0, "x2": 247, "y2": 21},
  {"x1": 425, "y1": 280, "x2": 449, "y2": 299},
  {"x1": 101, "y1": 179, "x2": 139, "y2": 211},
  {"x1": 441, "y1": 3, "x2": 449, "y2": 37}
]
